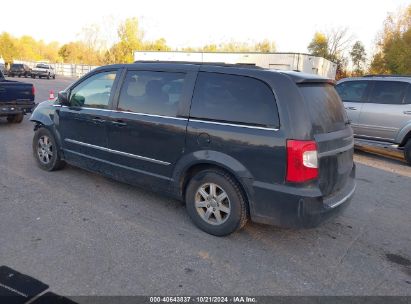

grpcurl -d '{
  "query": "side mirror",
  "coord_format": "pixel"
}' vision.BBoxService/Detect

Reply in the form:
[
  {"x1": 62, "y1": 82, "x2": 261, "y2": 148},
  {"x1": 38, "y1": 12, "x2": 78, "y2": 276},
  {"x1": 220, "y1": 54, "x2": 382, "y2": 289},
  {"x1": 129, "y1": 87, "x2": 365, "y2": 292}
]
[{"x1": 58, "y1": 91, "x2": 69, "y2": 106}]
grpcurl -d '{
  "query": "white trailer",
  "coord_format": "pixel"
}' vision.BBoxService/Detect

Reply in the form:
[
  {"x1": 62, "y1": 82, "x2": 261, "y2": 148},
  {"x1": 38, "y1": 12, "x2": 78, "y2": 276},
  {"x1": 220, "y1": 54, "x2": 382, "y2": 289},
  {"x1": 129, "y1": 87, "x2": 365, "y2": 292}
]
[{"x1": 134, "y1": 51, "x2": 337, "y2": 79}]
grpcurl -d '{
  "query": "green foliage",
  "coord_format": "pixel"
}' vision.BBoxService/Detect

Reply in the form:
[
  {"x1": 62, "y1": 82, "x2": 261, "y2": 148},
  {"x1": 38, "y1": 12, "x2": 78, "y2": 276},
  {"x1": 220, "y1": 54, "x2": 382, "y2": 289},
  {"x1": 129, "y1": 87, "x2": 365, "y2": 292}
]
[
  {"x1": 0, "y1": 32, "x2": 19, "y2": 62},
  {"x1": 308, "y1": 32, "x2": 328, "y2": 58},
  {"x1": 350, "y1": 41, "x2": 366, "y2": 75},
  {"x1": 370, "y1": 5, "x2": 411, "y2": 74},
  {"x1": 1, "y1": 17, "x2": 276, "y2": 65}
]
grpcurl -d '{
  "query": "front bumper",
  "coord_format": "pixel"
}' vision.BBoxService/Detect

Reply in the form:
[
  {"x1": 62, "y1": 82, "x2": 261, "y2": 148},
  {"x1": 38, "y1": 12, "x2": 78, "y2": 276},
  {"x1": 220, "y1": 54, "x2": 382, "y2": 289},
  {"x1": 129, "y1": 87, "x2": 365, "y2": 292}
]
[{"x1": 250, "y1": 165, "x2": 356, "y2": 228}]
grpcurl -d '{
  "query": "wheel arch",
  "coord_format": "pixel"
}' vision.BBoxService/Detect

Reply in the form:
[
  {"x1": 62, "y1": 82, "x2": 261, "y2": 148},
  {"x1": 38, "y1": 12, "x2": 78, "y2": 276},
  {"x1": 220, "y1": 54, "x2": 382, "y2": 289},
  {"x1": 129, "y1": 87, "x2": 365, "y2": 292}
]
[{"x1": 172, "y1": 151, "x2": 255, "y2": 210}]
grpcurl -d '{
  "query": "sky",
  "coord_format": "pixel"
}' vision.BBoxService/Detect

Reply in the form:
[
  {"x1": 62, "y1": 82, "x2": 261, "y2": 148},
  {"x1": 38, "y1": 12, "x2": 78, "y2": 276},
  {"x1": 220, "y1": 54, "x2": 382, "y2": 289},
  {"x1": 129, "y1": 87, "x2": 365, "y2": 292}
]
[{"x1": 1, "y1": 0, "x2": 409, "y2": 57}]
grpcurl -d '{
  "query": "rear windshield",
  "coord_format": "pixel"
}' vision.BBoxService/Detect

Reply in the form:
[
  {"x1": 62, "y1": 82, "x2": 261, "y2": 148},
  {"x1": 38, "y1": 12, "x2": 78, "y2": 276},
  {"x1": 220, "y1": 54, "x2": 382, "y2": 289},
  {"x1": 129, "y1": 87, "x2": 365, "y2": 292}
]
[
  {"x1": 299, "y1": 83, "x2": 348, "y2": 133},
  {"x1": 12, "y1": 64, "x2": 23, "y2": 68}
]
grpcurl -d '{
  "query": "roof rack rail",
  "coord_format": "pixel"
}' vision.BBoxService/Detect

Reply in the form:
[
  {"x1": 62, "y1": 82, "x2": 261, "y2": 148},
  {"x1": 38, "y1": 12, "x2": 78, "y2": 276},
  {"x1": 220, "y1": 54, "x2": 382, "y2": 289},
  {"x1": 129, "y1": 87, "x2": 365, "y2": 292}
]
[
  {"x1": 363, "y1": 74, "x2": 411, "y2": 78},
  {"x1": 133, "y1": 60, "x2": 262, "y2": 69}
]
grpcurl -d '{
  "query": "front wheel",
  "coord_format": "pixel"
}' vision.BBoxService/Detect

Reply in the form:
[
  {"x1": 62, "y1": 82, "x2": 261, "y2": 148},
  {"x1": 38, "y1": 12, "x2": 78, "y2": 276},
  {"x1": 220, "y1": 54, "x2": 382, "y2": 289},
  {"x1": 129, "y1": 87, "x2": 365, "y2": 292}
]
[
  {"x1": 185, "y1": 169, "x2": 248, "y2": 236},
  {"x1": 404, "y1": 139, "x2": 411, "y2": 166},
  {"x1": 33, "y1": 127, "x2": 66, "y2": 171}
]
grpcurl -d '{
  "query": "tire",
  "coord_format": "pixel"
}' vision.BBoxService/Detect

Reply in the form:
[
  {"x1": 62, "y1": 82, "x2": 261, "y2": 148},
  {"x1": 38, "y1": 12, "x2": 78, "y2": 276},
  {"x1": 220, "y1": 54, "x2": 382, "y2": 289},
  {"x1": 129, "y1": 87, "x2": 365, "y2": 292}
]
[
  {"x1": 6, "y1": 113, "x2": 24, "y2": 123},
  {"x1": 47, "y1": 74, "x2": 50, "y2": 79},
  {"x1": 32, "y1": 127, "x2": 66, "y2": 171},
  {"x1": 404, "y1": 139, "x2": 411, "y2": 166},
  {"x1": 185, "y1": 169, "x2": 248, "y2": 236},
  {"x1": 53, "y1": 74, "x2": 56, "y2": 79}
]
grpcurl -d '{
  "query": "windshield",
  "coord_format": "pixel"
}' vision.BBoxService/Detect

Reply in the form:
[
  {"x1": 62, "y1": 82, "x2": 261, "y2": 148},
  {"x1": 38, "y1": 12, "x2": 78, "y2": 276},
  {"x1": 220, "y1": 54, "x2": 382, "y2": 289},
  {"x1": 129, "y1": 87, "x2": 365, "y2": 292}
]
[
  {"x1": 299, "y1": 83, "x2": 348, "y2": 134},
  {"x1": 36, "y1": 64, "x2": 49, "y2": 69}
]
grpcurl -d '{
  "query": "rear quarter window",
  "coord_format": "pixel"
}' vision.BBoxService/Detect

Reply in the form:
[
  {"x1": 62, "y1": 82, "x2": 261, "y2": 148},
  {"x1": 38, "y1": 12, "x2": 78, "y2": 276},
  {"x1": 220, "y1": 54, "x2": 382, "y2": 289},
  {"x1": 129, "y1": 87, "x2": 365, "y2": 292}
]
[
  {"x1": 369, "y1": 81, "x2": 408, "y2": 104},
  {"x1": 190, "y1": 72, "x2": 279, "y2": 128},
  {"x1": 300, "y1": 84, "x2": 348, "y2": 134}
]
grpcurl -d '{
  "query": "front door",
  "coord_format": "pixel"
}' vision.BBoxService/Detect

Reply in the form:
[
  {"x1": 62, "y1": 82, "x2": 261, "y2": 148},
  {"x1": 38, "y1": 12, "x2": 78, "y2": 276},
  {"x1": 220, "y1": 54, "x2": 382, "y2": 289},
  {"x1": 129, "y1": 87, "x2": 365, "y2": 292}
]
[
  {"x1": 56, "y1": 70, "x2": 120, "y2": 170},
  {"x1": 336, "y1": 80, "x2": 370, "y2": 135},
  {"x1": 107, "y1": 69, "x2": 196, "y2": 191}
]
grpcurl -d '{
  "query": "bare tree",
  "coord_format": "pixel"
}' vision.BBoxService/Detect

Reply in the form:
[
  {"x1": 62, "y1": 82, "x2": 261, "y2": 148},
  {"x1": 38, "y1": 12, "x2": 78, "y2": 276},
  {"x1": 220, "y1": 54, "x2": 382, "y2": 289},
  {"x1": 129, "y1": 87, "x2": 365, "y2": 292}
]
[{"x1": 326, "y1": 27, "x2": 353, "y2": 60}]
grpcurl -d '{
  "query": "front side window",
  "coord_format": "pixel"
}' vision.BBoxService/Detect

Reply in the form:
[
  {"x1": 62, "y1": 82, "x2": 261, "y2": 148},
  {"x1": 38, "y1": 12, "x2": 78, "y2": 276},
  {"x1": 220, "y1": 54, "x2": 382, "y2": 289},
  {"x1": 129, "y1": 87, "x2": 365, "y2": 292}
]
[
  {"x1": 369, "y1": 81, "x2": 408, "y2": 105},
  {"x1": 117, "y1": 70, "x2": 186, "y2": 117},
  {"x1": 336, "y1": 81, "x2": 369, "y2": 102},
  {"x1": 190, "y1": 72, "x2": 279, "y2": 127},
  {"x1": 69, "y1": 71, "x2": 117, "y2": 109}
]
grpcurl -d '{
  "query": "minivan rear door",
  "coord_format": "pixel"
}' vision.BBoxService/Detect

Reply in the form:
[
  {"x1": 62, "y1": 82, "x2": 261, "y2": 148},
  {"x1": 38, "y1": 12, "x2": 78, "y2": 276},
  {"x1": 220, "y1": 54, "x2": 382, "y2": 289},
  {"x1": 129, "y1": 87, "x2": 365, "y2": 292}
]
[
  {"x1": 107, "y1": 68, "x2": 197, "y2": 190},
  {"x1": 300, "y1": 83, "x2": 354, "y2": 197}
]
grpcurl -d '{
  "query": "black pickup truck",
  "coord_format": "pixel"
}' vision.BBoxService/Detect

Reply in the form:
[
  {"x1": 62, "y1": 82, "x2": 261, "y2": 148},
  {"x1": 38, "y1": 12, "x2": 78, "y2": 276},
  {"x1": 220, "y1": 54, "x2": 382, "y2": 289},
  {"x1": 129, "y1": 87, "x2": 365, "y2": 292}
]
[{"x1": 0, "y1": 70, "x2": 35, "y2": 123}]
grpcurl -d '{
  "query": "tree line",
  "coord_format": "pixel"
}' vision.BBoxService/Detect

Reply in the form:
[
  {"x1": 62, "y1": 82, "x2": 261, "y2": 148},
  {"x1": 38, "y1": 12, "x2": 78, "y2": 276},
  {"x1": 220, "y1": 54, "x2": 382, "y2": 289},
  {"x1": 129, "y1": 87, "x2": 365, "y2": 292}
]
[
  {"x1": 0, "y1": 17, "x2": 275, "y2": 66},
  {"x1": 1, "y1": 5, "x2": 410, "y2": 78}
]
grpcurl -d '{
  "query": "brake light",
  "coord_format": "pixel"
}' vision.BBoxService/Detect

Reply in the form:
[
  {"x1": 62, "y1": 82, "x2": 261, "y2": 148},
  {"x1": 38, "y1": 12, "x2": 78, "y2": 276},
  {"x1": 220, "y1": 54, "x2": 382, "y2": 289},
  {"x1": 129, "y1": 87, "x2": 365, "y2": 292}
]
[
  {"x1": 32, "y1": 85, "x2": 36, "y2": 96},
  {"x1": 286, "y1": 140, "x2": 318, "y2": 182}
]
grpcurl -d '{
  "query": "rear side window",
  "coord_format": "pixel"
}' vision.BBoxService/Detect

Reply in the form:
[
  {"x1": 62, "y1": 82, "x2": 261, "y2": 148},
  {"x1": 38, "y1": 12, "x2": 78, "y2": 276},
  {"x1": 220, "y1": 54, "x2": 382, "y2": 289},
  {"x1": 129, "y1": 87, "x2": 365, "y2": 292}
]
[
  {"x1": 335, "y1": 81, "x2": 369, "y2": 102},
  {"x1": 300, "y1": 84, "x2": 348, "y2": 134},
  {"x1": 190, "y1": 72, "x2": 279, "y2": 127},
  {"x1": 117, "y1": 71, "x2": 186, "y2": 117},
  {"x1": 369, "y1": 81, "x2": 408, "y2": 104}
]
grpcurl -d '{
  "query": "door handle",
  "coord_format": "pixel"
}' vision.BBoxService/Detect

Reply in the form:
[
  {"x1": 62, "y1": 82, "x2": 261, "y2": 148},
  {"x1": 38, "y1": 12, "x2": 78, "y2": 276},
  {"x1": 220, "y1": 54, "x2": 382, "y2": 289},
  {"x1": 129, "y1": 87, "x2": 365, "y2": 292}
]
[
  {"x1": 345, "y1": 107, "x2": 357, "y2": 110},
  {"x1": 403, "y1": 111, "x2": 411, "y2": 115},
  {"x1": 92, "y1": 117, "x2": 106, "y2": 123},
  {"x1": 111, "y1": 120, "x2": 127, "y2": 127}
]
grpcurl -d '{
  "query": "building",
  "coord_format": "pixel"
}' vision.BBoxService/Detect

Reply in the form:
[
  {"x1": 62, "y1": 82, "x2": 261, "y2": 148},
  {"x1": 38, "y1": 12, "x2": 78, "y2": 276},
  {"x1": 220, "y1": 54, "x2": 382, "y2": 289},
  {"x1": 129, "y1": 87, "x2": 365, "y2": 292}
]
[{"x1": 134, "y1": 51, "x2": 337, "y2": 79}]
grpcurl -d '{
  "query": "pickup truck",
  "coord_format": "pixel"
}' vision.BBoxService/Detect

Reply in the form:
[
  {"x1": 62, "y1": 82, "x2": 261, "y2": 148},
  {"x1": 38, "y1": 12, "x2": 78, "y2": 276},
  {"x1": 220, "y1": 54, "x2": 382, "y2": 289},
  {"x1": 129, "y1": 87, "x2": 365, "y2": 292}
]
[
  {"x1": 0, "y1": 70, "x2": 35, "y2": 123},
  {"x1": 8, "y1": 63, "x2": 32, "y2": 78},
  {"x1": 31, "y1": 63, "x2": 56, "y2": 79}
]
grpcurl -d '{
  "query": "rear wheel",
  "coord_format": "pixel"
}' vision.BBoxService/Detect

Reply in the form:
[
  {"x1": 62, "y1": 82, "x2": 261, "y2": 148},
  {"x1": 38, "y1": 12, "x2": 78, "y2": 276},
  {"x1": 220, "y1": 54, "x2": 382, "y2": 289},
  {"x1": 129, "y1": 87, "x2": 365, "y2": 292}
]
[
  {"x1": 404, "y1": 139, "x2": 411, "y2": 166},
  {"x1": 6, "y1": 113, "x2": 24, "y2": 123},
  {"x1": 33, "y1": 127, "x2": 66, "y2": 171},
  {"x1": 185, "y1": 169, "x2": 248, "y2": 236}
]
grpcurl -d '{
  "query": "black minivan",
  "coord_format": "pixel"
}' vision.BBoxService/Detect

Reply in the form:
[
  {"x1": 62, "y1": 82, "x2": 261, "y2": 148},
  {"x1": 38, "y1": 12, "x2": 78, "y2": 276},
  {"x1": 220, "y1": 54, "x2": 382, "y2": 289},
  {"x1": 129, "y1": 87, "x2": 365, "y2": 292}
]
[{"x1": 30, "y1": 62, "x2": 356, "y2": 236}]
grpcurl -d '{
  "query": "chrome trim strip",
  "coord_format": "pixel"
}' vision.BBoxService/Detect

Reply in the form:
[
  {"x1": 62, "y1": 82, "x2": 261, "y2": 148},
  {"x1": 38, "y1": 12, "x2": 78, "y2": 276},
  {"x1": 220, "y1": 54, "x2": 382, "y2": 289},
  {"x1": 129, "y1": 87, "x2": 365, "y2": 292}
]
[
  {"x1": 53, "y1": 105, "x2": 188, "y2": 121},
  {"x1": 189, "y1": 119, "x2": 279, "y2": 131},
  {"x1": 327, "y1": 183, "x2": 356, "y2": 209},
  {"x1": 114, "y1": 110, "x2": 188, "y2": 121},
  {"x1": 64, "y1": 139, "x2": 171, "y2": 166},
  {"x1": 318, "y1": 142, "x2": 354, "y2": 157}
]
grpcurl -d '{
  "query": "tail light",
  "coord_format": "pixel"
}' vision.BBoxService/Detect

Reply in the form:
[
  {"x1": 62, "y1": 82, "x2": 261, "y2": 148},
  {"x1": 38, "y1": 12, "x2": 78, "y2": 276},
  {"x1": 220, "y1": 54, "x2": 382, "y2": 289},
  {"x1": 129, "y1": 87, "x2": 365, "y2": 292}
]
[
  {"x1": 32, "y1": 85, "x2": 36, "y2": 96},
  {"x1": 286, "y1": 140, "x2": 318, "y2": 183}
]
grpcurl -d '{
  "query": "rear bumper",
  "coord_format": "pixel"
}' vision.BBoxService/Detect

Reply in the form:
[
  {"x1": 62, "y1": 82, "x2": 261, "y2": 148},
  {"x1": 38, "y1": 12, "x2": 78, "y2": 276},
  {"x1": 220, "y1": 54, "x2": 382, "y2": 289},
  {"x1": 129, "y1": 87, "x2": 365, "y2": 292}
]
[
  {"x1": 32, "y1": 71, "x2": 49, "y2": 76},
  {"x1": 250, "y1": 165, "x2": 356, "y2": 228},
  {"x1": 0, "y1": 102, "x2": 35, "y2": 116}
]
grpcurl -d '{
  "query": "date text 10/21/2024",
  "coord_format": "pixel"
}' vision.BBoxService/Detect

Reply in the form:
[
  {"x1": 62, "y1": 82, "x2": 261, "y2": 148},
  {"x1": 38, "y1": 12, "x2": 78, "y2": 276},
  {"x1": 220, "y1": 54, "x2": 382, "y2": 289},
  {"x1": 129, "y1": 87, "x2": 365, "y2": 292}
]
[{"x1": 149, "y1": 297, "x2": 257, "y2": 303}]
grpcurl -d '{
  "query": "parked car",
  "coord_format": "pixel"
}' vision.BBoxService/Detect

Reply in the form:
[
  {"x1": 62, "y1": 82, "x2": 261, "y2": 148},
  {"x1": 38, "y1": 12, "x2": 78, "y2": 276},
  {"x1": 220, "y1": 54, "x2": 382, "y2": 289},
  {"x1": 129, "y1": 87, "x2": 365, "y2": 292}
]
[
  {"x1": 31, "y1": 63, "x2": 56, "y2": 79},
  {"x1": 0, "y1": 63, "x2": 5, "y2": 75},
  {"x1": 0, "y1": 70, "x2": 35, "y2": 123},
  {"x1": 336, "y1": 75, "x2": 411, "y2": 165},
  {"x1": 9, "y1": 64, "x2": 31, "y2": 78},
  {"x1": 30, "y1": 62, "x2": 355, "y2": 236}
]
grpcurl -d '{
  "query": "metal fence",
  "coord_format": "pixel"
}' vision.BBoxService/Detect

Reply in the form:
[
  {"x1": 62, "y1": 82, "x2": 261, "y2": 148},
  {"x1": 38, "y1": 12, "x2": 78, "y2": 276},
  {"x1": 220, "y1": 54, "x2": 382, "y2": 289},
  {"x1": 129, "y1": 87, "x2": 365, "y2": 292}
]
[{"x1": 15, "y1": 60, "x2": 99, "y2": 78}]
